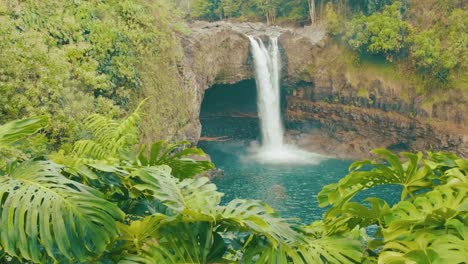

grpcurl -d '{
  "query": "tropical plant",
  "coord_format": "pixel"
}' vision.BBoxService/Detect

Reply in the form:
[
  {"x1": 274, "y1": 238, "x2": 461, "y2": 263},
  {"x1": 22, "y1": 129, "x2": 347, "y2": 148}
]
[
  {"x1": 0, "y1": 112, "x2": 368, "y2": 263},
  {"x1": 0, "y1": 116, "x2": 48, "y2": 148},
  {"x1": 0, "y1": 0, "x2": 190, "y2": 146},
  {"x1": 0, "y1": 117, "x2": 124, "y2": 263},
  {"x1": 318, "y1": 149, "x2": 468, "y2": 263},
  {"x1": 51, "y1": 100, "x2": 214, "y2": 182},
  {"x1": 0, "y1": 160, "x2": 124, "y2": 263},
  {"x1": 136, "y1": 140, "x2": 214, "y2": 179}
]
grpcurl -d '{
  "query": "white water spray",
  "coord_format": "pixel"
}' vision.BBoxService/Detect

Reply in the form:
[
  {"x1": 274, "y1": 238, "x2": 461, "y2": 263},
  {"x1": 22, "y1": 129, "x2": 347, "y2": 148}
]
[{"x1": 248, "y1": 36, "x2": 324, "y2": 164}]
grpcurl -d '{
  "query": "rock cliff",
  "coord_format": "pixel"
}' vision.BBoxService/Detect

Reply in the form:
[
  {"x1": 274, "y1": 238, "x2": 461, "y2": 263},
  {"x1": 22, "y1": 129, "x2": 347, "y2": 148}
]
[{"x1": 180, "y1": 21, "x2": 467, "y2": 158}]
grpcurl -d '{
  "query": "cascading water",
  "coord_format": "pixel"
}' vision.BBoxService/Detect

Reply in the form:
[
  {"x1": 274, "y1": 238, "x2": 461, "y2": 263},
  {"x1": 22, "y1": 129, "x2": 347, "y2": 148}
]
[
  {"x1": 248, "y1": 36, "x2": 283, "y2": 150},
  {"x1": 248, "y1": 35, "x2": 324, "y2": 164}
]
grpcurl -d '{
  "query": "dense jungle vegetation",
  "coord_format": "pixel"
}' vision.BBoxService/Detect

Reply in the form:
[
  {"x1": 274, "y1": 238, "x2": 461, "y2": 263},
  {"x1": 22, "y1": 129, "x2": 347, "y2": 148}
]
[{"x1": 0, "y1": 0, "x2": 467, "y2": 263}]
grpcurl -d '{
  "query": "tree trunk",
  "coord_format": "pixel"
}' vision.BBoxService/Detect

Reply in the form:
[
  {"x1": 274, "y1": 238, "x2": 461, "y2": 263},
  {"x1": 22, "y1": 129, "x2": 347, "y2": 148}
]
[{"x1": 309, "y1": 0, "x2": 316, "y2": 24}]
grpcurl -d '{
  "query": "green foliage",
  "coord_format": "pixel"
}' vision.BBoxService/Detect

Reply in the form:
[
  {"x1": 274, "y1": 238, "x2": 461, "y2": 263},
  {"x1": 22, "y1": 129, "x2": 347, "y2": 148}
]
[
  {"x1": 51, "y1": 102, "x2": 213, "y2": 183},
  {"x1": 0, "y1": 117, "x2": 49, "y2": 170},
  {"x1": 181, "y1": 0, "x2": 310, "y2": 24},
  {"x1": 324, "y1": 3, "x2": 341, "y2": 36},
  {"x1": 137, "y1": 140, "x2": 214, "y2": 180},
  {"x1": 0, "y1": 114, "x2": 364, "y2": 263},
  {"x1": 2, "y1": 114, "x2": 467, "y2": 263},
  {"x1": 343, "y1": 1, "x2": 410, "y2": 60},
  {"x1": 0, "y1": 160, "x2": 124, "y2": 263},
  {"x1": 408, "y1": 8, "x2": 467, "y2": 85},
  {"x1": 192, "y1": 0, "x2": 215, "y2": 19},
  {"x1": 332, "y1": 0, "x2": 467, "y2": 89},
  {"x1": 117, "y1": 166, "x2": 362, "y2": 264},
  {"x1": 319, "y1": 149, "x2": 468, "y2": 263},
  {"x1": 0, "y1": 0, "x2": 188, "y2": 146},
  {"x1": 319, "y1": 149, "x2": 433, "y2": 211}
]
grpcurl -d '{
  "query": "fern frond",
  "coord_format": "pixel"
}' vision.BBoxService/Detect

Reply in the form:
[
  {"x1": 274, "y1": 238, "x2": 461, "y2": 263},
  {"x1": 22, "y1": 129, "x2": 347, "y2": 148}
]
[
  {"x1": 72, "y1": 140, "x2": 109, "y2": 160},
  {"x1": 84, "y1": 114, "x2": 120, "y2": 145}
]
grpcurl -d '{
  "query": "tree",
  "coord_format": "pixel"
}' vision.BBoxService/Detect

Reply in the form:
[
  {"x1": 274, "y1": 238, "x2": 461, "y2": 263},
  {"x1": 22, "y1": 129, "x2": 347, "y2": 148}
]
[
  {"x1": 324, "y1": 2, "x2": 341, "y2": 35},
  {"x1": 254, "y1": 0, "x2": 280, "y2": 24},
  {"x1": 191, "y1": 0, "x2": 214, "y2": 18},
  {"x1": 309, "y1": 0, "x2": 316, "y2": 24},
  {"x1": 343, "y1": 1, "x2": 410, "y2": 61}
]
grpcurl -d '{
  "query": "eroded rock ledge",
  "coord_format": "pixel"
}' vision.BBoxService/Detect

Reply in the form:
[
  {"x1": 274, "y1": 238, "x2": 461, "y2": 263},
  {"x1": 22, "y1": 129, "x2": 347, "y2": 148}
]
[{"x1": 287, "y1": 97, "x2": 468, "y2": 159}]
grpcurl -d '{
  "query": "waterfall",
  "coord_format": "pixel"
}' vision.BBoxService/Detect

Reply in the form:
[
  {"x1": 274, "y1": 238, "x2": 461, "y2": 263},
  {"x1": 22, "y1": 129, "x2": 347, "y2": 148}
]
[
  {"x1": 248, "y1": 36, "x2": 324, "y2": 164},
  {"x1": 248, "y1": 36, "x2": 283, "y2": 150}
]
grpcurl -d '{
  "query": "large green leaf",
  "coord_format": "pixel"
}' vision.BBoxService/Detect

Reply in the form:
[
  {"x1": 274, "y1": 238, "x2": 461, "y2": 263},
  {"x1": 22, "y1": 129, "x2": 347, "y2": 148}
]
[
  {"x1": 0, "y1": 161, "x2": 124, "y2": 263},
  {"x1": 383, "y1": 185, "x2": 467, "y2": 241},
  {"x1": 0, "y1": 116, "x2": 48, "y2": 148},
  {"x1": 379, "y1": 232, "x2": 468, "y2": 264},
  {"x1": 118, "y1": 221, "x2": 227, "y2": 264},
  {"x1": 124, "y1": 167, "x2": 310, "y2": 263},
  {"x1": 132, "y1": 166, "x2": 222, "y2": 216},
  {"x1": 137, "y1": 140, "x2": 214, "y2": 179},
  {"x1": 426, "y1": 152, "x2": 468, "y2": 185},
  {"x1": 319, "y1": 149, "x2": 434, "y2": 210},
  {"x1": 322, "y1": 198, "x2": 391, "y2": 235},
  {"x1": 217, "y1": 199, "x2": 301, "y2": 246},
  {"x1": 299, "y1": 235, "x2": 363, "y2": 264}
]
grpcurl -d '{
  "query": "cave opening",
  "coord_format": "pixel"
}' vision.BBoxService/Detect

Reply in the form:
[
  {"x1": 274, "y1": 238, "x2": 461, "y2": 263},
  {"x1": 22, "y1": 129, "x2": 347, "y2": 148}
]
[{"x1": 200, "y1": 79, "x2": 259, "y2": 141}]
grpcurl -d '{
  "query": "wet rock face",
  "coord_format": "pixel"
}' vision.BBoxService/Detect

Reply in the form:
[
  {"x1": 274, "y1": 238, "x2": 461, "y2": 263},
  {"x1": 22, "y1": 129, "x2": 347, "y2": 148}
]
[
  {"x1": 300, "y1": 75, "x2": 431, "y2": 118},
  {"x1": 286, "y1": 97, "x2": 468, "y2": 158}
]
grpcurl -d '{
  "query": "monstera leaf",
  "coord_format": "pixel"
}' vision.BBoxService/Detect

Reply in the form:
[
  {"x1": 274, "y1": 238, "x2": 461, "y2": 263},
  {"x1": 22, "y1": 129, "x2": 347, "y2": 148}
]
[
  {"x1": 379, "y1": 232, "x2": 468, "y2": 264},
  {"x1": 0, "y1": 161, "x2": 124, "y2": 263},
  {"x1": 322, "y1": 197, "x2": 391, "y2": 235},
  {"x1": 383, "y1": 185, "x2": 467, "y2": 241},
  {"x1": 377, "y1": 184, "x2": 468, "y2": 264},
  {"x1": 132, "y1": 166, "x2": 223, "y2": 218},
  {"x1": 299, "y1": 235, "x2": 363, "y2": 264},
  {"x1": 426, "y1": 152, "x2": 468, "y2": 185},
  {"x1": 217, "y1": 199, "x2": 302, "y2": 246},
  {"x1": 118, "y1": 221, "x2": 227, "y2": 264},
  {"x1": 319, "y1": 149, "x2": 434, "y2": 211}
]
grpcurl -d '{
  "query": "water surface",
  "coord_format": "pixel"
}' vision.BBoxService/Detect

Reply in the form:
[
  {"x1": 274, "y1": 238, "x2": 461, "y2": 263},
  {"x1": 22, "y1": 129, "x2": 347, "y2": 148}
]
[{"x1": 200, "y1": 140, "x2": 401, "y2": 223}]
